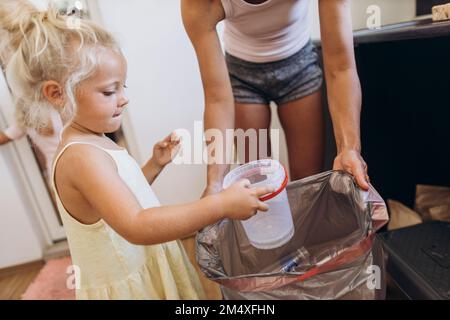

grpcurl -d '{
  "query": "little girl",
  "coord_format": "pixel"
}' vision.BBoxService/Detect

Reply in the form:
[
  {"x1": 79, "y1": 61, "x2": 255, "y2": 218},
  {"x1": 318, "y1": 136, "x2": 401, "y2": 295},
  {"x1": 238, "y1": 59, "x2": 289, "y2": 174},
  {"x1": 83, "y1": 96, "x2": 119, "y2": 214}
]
[{"x1": 1, "y1": 0, "x2": 273, "y2": 299}]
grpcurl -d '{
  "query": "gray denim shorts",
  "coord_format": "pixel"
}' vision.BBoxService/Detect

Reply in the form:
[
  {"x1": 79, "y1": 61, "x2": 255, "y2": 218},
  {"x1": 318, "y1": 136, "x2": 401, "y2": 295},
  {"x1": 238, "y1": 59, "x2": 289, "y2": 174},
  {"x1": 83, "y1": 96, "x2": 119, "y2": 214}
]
[{"x1": 225, "y1": 40, "x2": 323, "y2": 105}]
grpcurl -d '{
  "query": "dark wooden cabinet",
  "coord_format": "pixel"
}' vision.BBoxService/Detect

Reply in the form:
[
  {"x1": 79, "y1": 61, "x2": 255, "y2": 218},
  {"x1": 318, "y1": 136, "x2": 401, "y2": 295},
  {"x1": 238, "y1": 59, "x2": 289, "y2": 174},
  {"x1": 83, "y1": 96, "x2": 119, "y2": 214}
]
[
  {"x1": 417, "y1": 0, "x2": 449, "y2": 16},
  {"x1": 319, "y1": 19, "x2": 450, "y2": 208},
  {"x1": 356, "y1": 36, "x2": 450, "y2": 207}
]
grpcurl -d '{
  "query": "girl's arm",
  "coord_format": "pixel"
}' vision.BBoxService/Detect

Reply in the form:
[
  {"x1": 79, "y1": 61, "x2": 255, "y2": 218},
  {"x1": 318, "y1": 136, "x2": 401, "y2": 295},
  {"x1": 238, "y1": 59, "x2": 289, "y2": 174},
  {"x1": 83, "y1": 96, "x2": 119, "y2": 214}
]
[
  {"x1": 57, "y1": 144, "x2": 271, "y2": 246},
  {"x1": 142, "y1": 133, "x2": 180, "y2": 185},
  {"x1": 181, "y1": 0, "x2": 234, "y2": 196},
  {"x1": 319, "y1": 0, "x2": 369, "y2": 190},
  {"x1": 141, "y1": 157, "x2": 163, "y2": 185}
]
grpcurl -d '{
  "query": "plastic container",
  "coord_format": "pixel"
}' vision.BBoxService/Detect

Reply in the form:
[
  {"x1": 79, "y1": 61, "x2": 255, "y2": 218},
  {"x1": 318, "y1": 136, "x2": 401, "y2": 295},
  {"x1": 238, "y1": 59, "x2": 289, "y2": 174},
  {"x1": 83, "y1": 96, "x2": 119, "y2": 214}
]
[{"x1": 223, "y1": 159, "x2": 294, "y2": 250}]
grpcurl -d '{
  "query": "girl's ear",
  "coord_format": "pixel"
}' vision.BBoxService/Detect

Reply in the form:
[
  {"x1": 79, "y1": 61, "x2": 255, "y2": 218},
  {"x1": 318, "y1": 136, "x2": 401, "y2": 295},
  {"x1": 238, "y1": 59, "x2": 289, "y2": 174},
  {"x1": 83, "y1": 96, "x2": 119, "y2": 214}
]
[{"x1": 42, "y1": 80, "x2": 65, "y2": 110}]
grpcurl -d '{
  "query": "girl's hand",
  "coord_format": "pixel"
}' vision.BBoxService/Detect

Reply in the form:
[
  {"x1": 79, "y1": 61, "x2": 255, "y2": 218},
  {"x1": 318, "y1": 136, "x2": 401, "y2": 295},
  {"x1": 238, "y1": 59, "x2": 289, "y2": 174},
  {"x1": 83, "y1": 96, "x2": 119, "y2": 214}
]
[
  {"x1": 218, "y1": 179, "x2": 274, "y2": 220},
  {"x1": 151, "y1": 132, "x2": 181, "y2": 169}
]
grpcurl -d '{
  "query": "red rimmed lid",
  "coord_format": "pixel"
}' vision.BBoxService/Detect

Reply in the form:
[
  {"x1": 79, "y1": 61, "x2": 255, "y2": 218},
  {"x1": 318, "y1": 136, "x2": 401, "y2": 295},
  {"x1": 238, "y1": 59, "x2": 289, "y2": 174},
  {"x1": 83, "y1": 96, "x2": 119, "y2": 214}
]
[
  {"x1": 223, "y1": 160, "x2": 289, "y2": 201},
  {"x1": 259, "y1": 165, "x2": 289, "y2": 202}
]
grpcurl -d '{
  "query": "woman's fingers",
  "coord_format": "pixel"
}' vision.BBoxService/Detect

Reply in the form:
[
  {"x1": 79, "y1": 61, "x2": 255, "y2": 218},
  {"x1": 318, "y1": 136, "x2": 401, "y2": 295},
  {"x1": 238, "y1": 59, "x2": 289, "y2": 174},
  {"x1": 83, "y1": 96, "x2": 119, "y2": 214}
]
[
  {"x1": 362, "y1": 161, "x2": 370, "y2": 184},
  {"x1": 353, "y1": 162, "x2": 370, "y2": 191},
  {"x1": 333, "y1": 150, "x2": 370, "y2": 191}
]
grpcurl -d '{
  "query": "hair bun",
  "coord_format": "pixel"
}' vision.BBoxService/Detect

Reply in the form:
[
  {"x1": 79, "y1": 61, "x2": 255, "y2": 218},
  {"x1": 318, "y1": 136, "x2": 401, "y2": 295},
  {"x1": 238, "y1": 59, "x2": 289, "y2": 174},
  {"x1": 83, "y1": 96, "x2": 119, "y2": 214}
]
[
  {"x1": 2, "y1": 0, "x2": 121, "y2": 131},
  {"x1": 31, "y1": 10, "x2": 49, "y2": 22}
]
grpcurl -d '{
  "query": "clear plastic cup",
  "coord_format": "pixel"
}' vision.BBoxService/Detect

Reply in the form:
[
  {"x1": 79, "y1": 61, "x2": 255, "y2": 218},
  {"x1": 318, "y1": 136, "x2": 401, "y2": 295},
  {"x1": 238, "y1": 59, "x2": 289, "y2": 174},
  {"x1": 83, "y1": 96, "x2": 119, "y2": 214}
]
[{"x1": 223, "y1": 159, "x2": 294, "y2": 250}]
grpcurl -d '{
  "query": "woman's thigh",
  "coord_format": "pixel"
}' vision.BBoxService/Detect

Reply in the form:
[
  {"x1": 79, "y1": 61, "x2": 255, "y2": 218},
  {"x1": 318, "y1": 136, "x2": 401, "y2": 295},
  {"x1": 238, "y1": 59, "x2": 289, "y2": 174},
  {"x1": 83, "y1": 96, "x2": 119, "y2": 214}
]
[
  {"x1": 277, "y1": 90, "x2": 325, "y2": 181},
  {"x1": 234, "y1": 102, "x2": 271, "y2": 163}
]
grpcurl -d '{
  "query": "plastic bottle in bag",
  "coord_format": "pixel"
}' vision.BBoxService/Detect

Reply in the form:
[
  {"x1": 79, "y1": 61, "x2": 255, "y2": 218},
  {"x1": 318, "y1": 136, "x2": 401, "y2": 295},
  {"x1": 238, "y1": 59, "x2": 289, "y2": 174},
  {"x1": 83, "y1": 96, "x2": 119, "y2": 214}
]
[{"x1": 279, "y1": 247, "x2": 311, "y2": 273}]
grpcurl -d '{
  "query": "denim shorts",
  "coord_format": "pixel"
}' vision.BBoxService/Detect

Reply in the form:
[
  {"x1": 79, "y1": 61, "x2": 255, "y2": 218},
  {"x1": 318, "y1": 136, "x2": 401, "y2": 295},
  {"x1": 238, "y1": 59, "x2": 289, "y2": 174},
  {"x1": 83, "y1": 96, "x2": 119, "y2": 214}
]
[{"x1": 225, "y1": 40, "x2": 323, "y2": 105}]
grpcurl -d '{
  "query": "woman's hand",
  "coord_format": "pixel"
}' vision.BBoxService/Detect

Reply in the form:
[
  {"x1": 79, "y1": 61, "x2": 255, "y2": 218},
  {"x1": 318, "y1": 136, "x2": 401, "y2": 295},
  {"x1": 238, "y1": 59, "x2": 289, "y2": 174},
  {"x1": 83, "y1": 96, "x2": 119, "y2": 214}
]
[
  {"x1": 333, "y1": 149, "x2": 369, "y2": 191},
  {"x1": 151, "y1": 132, "x2": 181, "y2": 169},
  {"x1": 217, "y1": 179, "x2": 274, "y2": 220}
]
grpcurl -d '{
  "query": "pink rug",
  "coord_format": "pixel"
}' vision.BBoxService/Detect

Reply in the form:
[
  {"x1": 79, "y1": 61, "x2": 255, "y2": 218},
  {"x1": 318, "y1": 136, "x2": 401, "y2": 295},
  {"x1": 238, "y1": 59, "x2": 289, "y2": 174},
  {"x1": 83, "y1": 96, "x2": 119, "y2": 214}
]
[{"x1": 22, "y1": 256, "x2": 76, "y2": 300}]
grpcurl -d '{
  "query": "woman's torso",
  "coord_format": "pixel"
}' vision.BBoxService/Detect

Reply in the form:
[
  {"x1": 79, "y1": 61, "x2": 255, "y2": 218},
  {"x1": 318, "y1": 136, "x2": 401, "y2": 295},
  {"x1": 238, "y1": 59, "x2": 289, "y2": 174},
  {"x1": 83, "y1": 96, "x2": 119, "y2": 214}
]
[
  {"x1": 221, "y1": 0, "x2": 312, "y2": 62},
  {"x1": 26, "y1": 111, "x2": 63, "y2": 176}
]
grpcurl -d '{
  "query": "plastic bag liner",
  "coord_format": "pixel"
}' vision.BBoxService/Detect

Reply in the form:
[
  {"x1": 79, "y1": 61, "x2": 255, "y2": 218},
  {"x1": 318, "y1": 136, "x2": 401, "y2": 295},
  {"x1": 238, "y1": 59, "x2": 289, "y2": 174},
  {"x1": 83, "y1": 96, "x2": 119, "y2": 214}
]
[{"x1": 196, "y1": 170, "x2": 389, "y2": 300}]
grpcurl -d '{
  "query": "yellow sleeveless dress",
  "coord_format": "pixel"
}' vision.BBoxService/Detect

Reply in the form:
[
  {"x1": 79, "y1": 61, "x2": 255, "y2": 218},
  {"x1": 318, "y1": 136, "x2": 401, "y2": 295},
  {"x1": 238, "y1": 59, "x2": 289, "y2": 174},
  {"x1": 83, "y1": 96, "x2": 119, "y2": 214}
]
[{"x1": 52, "y1": 142, "x2": 206, "y2": 300}]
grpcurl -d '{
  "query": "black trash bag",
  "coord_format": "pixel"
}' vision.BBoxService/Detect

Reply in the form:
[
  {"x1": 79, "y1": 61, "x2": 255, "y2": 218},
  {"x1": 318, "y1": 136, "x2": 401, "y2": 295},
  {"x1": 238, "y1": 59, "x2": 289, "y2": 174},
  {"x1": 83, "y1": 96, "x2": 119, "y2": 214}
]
[{"x1": 196, "y1": 170, "x2": 389, "y2": 300}]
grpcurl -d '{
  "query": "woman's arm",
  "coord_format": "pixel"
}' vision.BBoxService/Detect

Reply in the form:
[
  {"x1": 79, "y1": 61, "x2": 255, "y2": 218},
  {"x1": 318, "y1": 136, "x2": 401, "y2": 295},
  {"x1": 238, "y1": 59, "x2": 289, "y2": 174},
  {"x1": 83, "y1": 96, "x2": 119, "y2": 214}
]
[
  {"x1": 181, "y1": 0, "x2": 235, "y2": 195},
  {"x1": 319, "y1": 0, "x2": 369, "y2": 190},
  {"x1": 0, "y1": 130, "x2": 13, "y2": 145},
  {"x1": 0, "y1": 121, "x2": 26, "y2": 145},
  {"x1": 58, "y1": 145, "x2": 271, "y2": 246}
]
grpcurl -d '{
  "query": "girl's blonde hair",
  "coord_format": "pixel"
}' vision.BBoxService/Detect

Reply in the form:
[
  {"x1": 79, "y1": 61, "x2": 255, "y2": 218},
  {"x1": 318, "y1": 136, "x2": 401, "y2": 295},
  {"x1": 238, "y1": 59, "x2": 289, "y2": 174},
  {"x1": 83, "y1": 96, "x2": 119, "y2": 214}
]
[{"x1": 0, "y1": 0, "x2": 121, "y2": 129}]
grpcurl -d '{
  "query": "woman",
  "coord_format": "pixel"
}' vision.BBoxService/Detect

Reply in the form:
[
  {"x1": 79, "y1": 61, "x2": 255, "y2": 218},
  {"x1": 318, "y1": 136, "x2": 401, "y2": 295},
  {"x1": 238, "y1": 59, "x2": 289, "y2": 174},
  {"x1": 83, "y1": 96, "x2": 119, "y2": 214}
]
[
  {"x1": 0, "y1": 110, "x2": 63, "y2": 186},
  {"x1": 181, "y1": 0, "x2": 369, "y2": 195}
]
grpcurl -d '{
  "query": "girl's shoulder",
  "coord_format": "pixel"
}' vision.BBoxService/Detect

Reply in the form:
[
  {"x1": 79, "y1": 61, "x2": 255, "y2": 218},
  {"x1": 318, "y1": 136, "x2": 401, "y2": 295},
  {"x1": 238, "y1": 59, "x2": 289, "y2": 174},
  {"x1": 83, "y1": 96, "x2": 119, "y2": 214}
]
[
  {"x1": 52, "y1": 140, "x2": 120, "y2": 227},
  {"x1": 54, "y1": 138, "x2": 119, "y2": 179},
  {"x1": 57, "y1": 133, "x2": 123, "y2": 154}
]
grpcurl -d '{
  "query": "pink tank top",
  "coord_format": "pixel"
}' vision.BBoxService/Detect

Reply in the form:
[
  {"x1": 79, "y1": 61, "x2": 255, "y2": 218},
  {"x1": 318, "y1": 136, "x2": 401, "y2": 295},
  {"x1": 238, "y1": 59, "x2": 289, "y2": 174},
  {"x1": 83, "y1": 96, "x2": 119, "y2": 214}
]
[{"x1": 221, "y1": 0, "x2": 311, "y2": 63}]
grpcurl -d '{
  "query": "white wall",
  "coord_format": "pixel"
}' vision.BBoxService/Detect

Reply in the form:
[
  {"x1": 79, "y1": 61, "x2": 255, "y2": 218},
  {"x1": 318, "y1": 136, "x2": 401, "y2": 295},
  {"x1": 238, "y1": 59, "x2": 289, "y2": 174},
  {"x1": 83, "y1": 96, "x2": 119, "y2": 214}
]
[
  {"x1": 94, "y1": 0, "x2": 418, "y2": 205},
  {"x1": 95, "y1": 0, "x2": 207, "y2": 205}
]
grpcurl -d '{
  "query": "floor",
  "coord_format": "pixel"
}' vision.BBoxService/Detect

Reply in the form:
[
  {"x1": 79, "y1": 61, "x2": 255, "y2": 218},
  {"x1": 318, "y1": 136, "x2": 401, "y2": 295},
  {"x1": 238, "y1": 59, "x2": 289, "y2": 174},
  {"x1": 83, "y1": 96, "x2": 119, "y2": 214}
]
[{"x1": 0, "y1": 261, "x2": 45, "y2": 300}]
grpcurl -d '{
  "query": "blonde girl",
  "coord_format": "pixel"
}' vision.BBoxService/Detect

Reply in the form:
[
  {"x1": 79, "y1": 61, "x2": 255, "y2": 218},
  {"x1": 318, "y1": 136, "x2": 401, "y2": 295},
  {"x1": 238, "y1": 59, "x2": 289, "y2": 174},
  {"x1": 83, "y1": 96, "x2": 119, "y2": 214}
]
[{"x1": 0, "y1": 0, "x2": 273, "y2": 300}]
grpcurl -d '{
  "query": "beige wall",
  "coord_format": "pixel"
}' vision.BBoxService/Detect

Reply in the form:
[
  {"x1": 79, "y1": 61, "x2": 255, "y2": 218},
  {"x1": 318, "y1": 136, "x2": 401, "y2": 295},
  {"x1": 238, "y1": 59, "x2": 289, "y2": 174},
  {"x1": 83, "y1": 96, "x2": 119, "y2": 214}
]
[
  {"x1": 310, "y1": 0, "x2": 417, "y2": 40},
  {"x1": 350, "y1": 0, "x2": 417, "y2": 30}
]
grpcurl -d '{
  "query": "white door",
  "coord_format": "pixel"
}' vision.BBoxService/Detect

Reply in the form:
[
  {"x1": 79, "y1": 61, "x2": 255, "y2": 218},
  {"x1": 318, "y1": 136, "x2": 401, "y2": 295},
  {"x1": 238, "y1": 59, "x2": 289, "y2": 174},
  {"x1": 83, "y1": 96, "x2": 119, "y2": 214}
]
[{"x1": 0, "y1": 71, "x2": 66, "y2": 242}]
